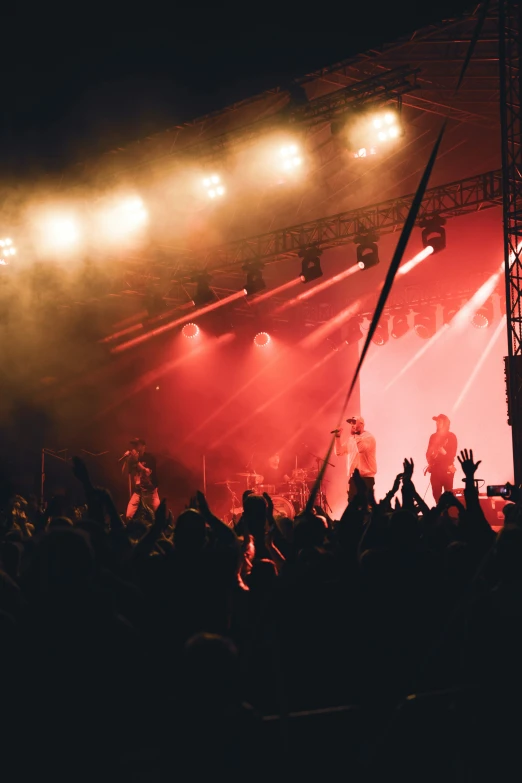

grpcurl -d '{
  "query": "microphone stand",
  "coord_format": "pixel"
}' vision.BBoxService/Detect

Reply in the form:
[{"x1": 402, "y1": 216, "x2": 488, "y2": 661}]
[{"x1": 307, "y1": 450, "x2": 334, "y2": 513}]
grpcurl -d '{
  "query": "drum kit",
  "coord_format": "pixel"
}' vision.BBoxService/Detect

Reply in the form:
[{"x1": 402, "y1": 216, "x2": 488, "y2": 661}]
[{"x1": 216, "y1": 466, "x2": 329, "y2": 525}]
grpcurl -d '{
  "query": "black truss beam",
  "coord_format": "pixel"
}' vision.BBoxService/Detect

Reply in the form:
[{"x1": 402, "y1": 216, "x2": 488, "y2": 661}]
[
  {"x1": 177, "y1": 67, "x2": 418, "y2": 160},
  {"x1": 499, "y1": 0, "x2": 522, "y2": 484},
  {"x1": 154, "y1": 168, "x2": 502, "y2": 276}
]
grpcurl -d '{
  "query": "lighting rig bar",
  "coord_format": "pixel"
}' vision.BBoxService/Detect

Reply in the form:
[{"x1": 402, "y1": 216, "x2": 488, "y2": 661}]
[
  {"x1": 145, "y1": 168, "x2": 502, "y2": 278},
  {"x1": 167, "y1": 67, "x2": 418, "y2": 160}
]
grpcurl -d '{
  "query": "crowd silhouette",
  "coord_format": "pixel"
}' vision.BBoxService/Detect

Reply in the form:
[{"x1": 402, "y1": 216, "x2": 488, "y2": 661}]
[{"x1": 0, "y1": 447, "x2": 520, "y2": 782}]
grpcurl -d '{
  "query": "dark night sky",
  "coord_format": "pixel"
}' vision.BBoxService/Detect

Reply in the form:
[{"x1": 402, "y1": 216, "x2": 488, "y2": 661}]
[{"x1": 3, "y1": 1, "x2": 474, "y2": 177}]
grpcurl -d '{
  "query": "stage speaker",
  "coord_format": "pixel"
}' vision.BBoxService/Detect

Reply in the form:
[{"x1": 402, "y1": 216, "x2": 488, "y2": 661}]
[{"x1": 452, "y1": 488, "x2": 509, "y2": 531}]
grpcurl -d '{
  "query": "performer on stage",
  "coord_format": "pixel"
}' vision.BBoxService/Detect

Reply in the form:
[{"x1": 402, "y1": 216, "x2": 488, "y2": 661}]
[
  {"x1": 334, "y1": 416, "x2": 377, "y2": 501},
  {"x1": 123, "y1": 437, "x2": 160, "y2": 521},
  {"x1": 262, "y1": 453, "x2": 290, "y2": 489},
  {"x1": 425, "y1": 414, "x2": 457, "y2": 503}
]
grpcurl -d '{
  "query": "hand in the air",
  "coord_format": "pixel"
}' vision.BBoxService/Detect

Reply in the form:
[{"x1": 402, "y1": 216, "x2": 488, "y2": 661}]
[
  {"x1": 242, "y1": 489, "x2": 254, "y2": 506},
  {"x1": 457, "y1": 449, "x2": 481, "y2": 479},
  {"x1": 403, "y1": 458, "x2": 414, "y2": 481},
  {"x1": 262, "y1": 492, "x2": 274, "y2": 518}
]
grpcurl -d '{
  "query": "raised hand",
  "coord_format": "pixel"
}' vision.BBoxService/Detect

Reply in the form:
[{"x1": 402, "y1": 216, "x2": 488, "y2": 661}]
[
  {"x1": 457, "y1": 448, "x2": 481, "y2": 479},
  {"x1": 154, "y1": 498, "x2": 172, "y2": 531},
  {"x1": 352, "y1": 468, "x2": 367, "y2": 495},
  {"x1": 242, "y1": 489, "x2": 254, "y2": 506},
  {"x1": 403, "y1": 458, "x2": 414, "y2": 481},
  {"x1": 391, "y1": 473, "x2": 404, "y2": 495},
  {"x1": 195, "y1": 490, "x2": 211, "y2": 518},
  {"x1": 262, "y1": 492, "x2": 274, "y2": 518}
]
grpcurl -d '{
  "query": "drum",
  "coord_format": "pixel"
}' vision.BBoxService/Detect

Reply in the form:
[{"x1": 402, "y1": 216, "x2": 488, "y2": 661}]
[
  {"x1": 252, "y1": 484, "x2": 276, "y2": 496},
  {"x1": 292, "y1": 468, "x2": 308, "y2": 482},
  {"x1": 271, "y1": 495, "x2": 295, "y2": 520}
]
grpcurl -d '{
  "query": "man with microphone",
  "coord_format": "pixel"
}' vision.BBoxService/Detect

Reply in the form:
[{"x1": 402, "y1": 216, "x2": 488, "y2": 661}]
[
  {"x1": 121, "y1": 437, "x2": 160, "y2": 522},
  {"x1": 332, "y1": 416, "x2": 377, "y2": 501}
]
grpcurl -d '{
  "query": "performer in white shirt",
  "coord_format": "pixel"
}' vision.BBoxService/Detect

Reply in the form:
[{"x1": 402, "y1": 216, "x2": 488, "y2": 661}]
[{"x1": 333, "y1": 416, "x2": 377, "y2": 501}]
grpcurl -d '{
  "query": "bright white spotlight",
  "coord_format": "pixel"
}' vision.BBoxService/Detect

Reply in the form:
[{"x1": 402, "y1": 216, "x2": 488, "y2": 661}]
[
  {"x1": 204, "y1": 174, "x2": 225, "y2": 199},
  {"x1": 389, "y1": 125, "x2": 399, "y2": 138},
  {"x1": 378, "y1": 131, "x2": 387, "y2": 141},
  {"x1": 373, "y1": 118, "x2": 382, "y2": 129},
  {"x1": 384, "y1": 113, "x2": 394, "y2": 124},
  {"x1": 254, "y1": 332, "x2": 271, "y2": 347},
  {"x1": 0, "y1": 236, "x2": 17, "y2": 264},
  {"x1": 182, "y1": 322, "x2": 200, "y2": 339},
  {"x1": 278, "y1": 143, "x2": 302, "y2": 171},
  {"x1": 42, "y1": 217, "x2": 80, "y2": 250}
]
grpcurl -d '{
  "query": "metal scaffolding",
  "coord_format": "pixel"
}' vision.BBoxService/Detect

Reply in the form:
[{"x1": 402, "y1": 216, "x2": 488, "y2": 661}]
[
  {"x1": 136, "y1": 168, "x2": 502, "y2": 279},
  {"x1": 499, "y1": 0, "x2": 522, "y2": 483}
]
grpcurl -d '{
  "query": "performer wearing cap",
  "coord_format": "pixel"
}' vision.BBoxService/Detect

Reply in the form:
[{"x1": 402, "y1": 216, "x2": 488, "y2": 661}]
[
  {"x1": 333, "y1": 416, "x2": 377, "y2": 501},
  {"x1": 123, "y1": 437, "x2": 160, "y2": 521},
  {"x1": 425, "y1": 414, "x2": 457, "y2": 503}
]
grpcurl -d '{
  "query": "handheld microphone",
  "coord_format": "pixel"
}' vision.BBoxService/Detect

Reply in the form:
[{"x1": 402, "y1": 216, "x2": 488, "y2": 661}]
[
  {"x1": 330, "y1": 429, "x2": 341, "y2": 435},
  {"x1": 118, "y1": 450, "x2": 130, "y2": 462}
]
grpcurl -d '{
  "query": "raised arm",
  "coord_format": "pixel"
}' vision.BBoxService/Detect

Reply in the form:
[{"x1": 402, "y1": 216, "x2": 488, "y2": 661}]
[{"x1": 333, "y1": 428, "x2": 348, "y2": 456}]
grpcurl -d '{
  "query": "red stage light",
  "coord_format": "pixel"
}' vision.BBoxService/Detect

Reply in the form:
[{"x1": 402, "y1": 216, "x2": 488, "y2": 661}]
[
  {"x1": 254, "y1": 332, "x2": 271, "y2": 347},
  {"x1": 182, "y1": 323, "x2": 199, "y2": 339}
]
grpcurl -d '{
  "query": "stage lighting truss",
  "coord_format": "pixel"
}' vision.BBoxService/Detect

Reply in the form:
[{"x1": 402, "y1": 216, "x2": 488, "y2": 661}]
[
  {"x1": 278, "y1": 143, "x2": 302, "y2": 172},
  {"x1": 243, "y1": 262, "x2": 266, "y2": 296},
  {"x1": 413, "y1": 306, "x2": 437, "y2": 339},
  {"x1": 371, "y1": 316, "x2": 389, "y2": 346},
  {"x1": 192, "y1": 273, "x2": 216, "y2": 307},
  {"x1": 355, "y1": 230, "x2": 380, "y2": 270},
  {"x1": 0, "y1": 237, "x2": 16, "y2": 264},
  {"x1": 203, "y1": 174, "x2": 225, "y2": 199},
  {"x1": 299, "y1": 246, "x2": 323, "y2": 283},
  {"x1": 254, "y1": 331, "x2": 271, "y2": 347},
  {"x1": 420, "y1": 215, "x2": 446, "y2": 254},
  {"x1": 182, "y1": 322, "x2": 200, "y2": 339},
  {"x1": 350, "y1": 106, "x2": 402, "y2": 160},
  {"x1": 471, "y1": 297, "x2": 494, "y2": 329},
  {"x1": 390, "y1": 310, "x2": 410, "y2": 339}
]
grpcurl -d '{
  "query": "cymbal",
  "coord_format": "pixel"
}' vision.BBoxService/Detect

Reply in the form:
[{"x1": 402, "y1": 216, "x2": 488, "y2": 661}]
[
  {"x1": 237, "y1": 472, "x2": 262, "y2": 477},
  {"x1": 214, "y1": 480, "x2": 240, "y2": 485}
]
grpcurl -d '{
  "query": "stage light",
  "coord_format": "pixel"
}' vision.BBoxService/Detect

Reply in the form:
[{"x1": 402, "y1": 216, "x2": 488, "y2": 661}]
[
  {"x1": 42, "y1": 216, "x2": 80, "y2": 250},
  {"x1": 413, "y1": 307, "x2": 437, "y2": 339},
  {"x1": 98, "y1": 196, "x2": 148, "y2": 241},
  {"x1": 352, "y1": 107, "x2": 401, "y2": 159},
  {"x1": 355, "y1": 231, "x2": 379, "y2": 270},
  {"x1": 279, "y1": 143, "x2": 302, "y2": 171},
  {"x1": 243, "y1": 262, "x2": 266, "y2": 296},
  {"x1": 0, "y1": 237, "x2": 16, "y2": 264},
  {"x1": 345, "y1": 317, "x2": 363, "y2": 345},
  {"x1": 420, "y1": 215, "x2": 446, "y2": 254},
  {"x1": 254, "y1": 331, "x2": 271, "y2": 347},
  {"x1": 391, "y1": 310, "x2": 410, "y2": 339},
  {"x1": 182, "y1": 322, "x2": 200, "y2": 339},
  {"x1": 203, "y1": 174, "x2": 225, "y2": 199},
  {"x1": 371, "y1": 318, "x2": 389, "y2": 346},
  {"x1": 299, "y1": 246, "x2": 323, "y2": 283},
  {"x1": 192, "y1": 273, "x2": 216, "y2": 307},
  {"x1": 471, "y1": 296, "x2": 494, "y2": 328}
]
